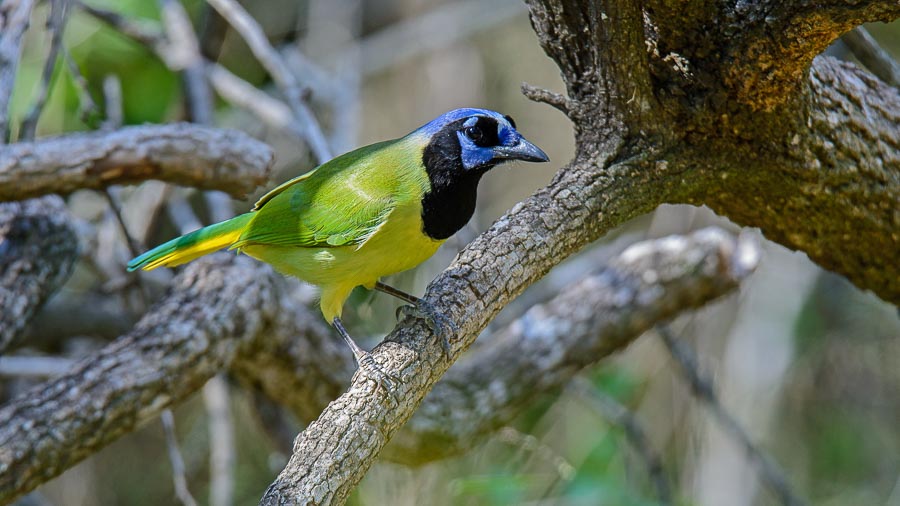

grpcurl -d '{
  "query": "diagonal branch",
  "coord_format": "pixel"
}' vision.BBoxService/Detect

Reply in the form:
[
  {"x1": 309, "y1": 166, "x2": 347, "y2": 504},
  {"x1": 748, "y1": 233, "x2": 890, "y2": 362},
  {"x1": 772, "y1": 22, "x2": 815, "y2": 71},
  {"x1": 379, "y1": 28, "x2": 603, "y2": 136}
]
[{"x1": 0, "y1": 123, "x2": 274, "y2": 201}]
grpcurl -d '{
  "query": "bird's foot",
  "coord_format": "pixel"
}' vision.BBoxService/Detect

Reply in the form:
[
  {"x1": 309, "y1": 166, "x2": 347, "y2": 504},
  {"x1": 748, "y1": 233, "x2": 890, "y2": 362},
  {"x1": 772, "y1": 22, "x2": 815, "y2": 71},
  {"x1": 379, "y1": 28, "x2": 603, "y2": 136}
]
[
  {"x1": 355, "y1": 351, "x2": 400, "y2": 398},
  {"x1": 397, "y1": 299, "x2": 457, "y2": 359}
]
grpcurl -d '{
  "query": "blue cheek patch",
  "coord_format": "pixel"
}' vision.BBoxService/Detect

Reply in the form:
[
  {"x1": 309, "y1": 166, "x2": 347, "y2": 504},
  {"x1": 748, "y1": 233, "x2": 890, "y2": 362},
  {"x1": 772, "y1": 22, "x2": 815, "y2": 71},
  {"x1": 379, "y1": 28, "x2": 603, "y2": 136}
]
[
  {"x1": 497, "y1": 125, "x2": 518, "y2": 147},
  {"x1": 457, "y1": 131, "x2": 496, "y2": 171}
]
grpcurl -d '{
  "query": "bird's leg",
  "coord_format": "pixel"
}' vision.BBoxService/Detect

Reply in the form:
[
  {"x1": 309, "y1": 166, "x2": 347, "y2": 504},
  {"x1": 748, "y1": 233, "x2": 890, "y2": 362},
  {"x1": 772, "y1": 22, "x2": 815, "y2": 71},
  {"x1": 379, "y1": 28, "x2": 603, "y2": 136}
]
[
  {"x1": 332, "y1": 316, "x2": 399, "y2": 394},
  {"x1": 374, "y1": 281, "x2": 456, "y2": 358}
]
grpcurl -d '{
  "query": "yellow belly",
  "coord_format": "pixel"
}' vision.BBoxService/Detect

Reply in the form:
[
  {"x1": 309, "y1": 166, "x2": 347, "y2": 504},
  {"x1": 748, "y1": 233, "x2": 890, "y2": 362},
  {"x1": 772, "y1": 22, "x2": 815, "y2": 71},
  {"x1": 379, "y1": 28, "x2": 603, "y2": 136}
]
[{"x1": 242, "y1": 204, "x2": 442, "y2": 321}]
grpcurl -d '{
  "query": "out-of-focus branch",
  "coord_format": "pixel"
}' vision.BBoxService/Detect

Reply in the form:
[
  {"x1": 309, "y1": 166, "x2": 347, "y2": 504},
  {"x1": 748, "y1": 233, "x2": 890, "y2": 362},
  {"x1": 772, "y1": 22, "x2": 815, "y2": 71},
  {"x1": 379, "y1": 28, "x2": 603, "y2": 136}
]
[
  {"x1": 161, "y1": 409, "x2": 199, "y2": 506},
  {"x1": 0, "y1": 0, "x2": 36, "y2": 143},
  {"x1": 206, "y1": 0, "x2": 332, "y2": 163},
  {"x1": 0, "y1": 123, "x2": 273, "y2": 201},
  {"x1": 840, "y1": 27, "x2": 900, "y2": 87},
  {"x1": 157, "y1": 0, "x2": 234, "y2": 222},
  {"x1": 568, "y1": 377, "x2": 672, "y2": 506},
  {"x1": 18, "y1": 0, "x2": 69, "y2": 141},
  {"x1": 203, "y1": 375, "x2": 235, "y2": 506},
  {"x1": 657, "y1": 325, "x2": 807, "y2": 506},
  {"x1": 339, "y1": 0, "x2": 525, "y2": 77},
  {"x1": 0, "y1": 196, "x2": 78, "y2": 353}
]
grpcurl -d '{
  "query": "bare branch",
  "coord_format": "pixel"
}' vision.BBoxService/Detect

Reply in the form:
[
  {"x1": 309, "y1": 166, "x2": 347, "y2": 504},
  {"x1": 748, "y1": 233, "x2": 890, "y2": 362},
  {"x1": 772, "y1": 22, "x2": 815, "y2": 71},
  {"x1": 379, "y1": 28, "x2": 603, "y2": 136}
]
[
  {"x1": 657, "y1": 325, "x2": 807, "y2": 506},
  {"x1": 0, "y1": 123, "x2": 274, "y2": 201},
  {"x1": 568, "y1": 377, "x2": 672, "y2": 506},
  {"x1": 205, "y1": 0, "x2": 332, "y2": 162},
  {"x1": 0, "y1": 196, "x2": 78, "y2": 353},
  {"x1": 840, "y1": 27, "x2": 900, "y2": 88},
  {"x1": 19, "y1": 0, "x2": 70, "y2": 141},
  {"x1": 161, "y1": 409, "x2": 200, "y2": 506},
  {"x1": 342, "y1": 0, "x2": 525, "y2": 77},
  {"x1": 0, "y1": 0, "x2": 36, "y2": 143},
  {"x1": 203, "y1": 375, "x2": 235, "y2": 506}
]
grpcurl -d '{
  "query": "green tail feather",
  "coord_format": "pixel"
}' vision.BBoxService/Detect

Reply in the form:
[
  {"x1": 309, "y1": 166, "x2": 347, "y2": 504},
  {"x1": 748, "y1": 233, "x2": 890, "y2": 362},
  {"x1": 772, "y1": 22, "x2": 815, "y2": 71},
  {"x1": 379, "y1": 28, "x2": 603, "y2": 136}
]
[{"x1": 127, "y1": 213, "x2": 252, "y2": 271}]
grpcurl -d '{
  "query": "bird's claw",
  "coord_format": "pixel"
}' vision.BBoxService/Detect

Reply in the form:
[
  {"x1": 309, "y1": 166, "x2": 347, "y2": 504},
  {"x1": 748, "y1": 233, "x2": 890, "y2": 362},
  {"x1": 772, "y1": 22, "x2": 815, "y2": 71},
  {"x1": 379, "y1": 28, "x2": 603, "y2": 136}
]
[
  {"x1": 396, "y1": 300, "x2": 458, "y2": 359},
  {"x1": 355, "y1": 351, "x2": 401, "y2": 400}
]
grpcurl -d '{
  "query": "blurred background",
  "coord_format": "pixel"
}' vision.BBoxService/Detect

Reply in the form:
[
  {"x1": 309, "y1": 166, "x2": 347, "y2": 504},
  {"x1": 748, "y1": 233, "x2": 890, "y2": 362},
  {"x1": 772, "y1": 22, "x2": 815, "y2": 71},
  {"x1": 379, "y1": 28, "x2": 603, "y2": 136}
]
[{"x1": 2, "y1": 0, "x2": 899, "y2": 504}]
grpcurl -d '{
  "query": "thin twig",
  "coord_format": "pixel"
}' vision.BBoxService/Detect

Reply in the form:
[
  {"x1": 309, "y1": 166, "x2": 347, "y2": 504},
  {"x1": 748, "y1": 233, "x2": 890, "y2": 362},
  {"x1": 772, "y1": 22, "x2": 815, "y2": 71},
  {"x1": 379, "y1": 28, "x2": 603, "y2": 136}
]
[
  {"x1": 205, "y1": 0, "x2": 332, "y2": 163},
  {"x1": 495, "y1": 426, "x2": 576, "y2": 484},
  {"x1": 521, "y1": 82, "x2": 571, "y2": 115},
  {"x1": 161, "y1": 410, "x2": 199, "y2": 506},
  {"x1": 0, "y1": 0, "x2": 37, "y2": 143},
  {"x1": 203, "y1": 375, "x2": 235, "y2": 506},
  {"x1": 337, "y1": 0, "x2": 523, "y2": 77},
  {"x1": 76, "y1": 0, "x2": 164, "y2": 51},
  {"x1": 157, "y1": 0, "x2": 233, "y2": 221},
  {"x1": 568, "y1": 377, "x2": 672, "y2": 505},
  {"x1": 657, "y1": 324, "x2": 807, "y2": 506},
  {"x1": 61, "y1": 46, "x2": 101, "y2": 123},
  {"x1": 841, "y1": 27, "x2": 900, "y2": 88},
  {"x1": 101, "y1": 74, "x2": 122, "y2": 130},
  {"x1": 20, "y1": 0, "x2": 70, "y2": 141}
]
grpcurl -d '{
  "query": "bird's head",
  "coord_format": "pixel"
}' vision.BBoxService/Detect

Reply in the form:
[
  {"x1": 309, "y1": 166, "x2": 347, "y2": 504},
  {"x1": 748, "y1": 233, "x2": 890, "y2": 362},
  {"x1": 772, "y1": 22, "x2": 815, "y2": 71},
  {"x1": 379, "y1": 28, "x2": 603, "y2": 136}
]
[
  {"x1": 413, "y1": 108, "x2": 549, "y2": 175},
  {"x1": 408, "y1": 108, "x2": 549, "y2": 240}
]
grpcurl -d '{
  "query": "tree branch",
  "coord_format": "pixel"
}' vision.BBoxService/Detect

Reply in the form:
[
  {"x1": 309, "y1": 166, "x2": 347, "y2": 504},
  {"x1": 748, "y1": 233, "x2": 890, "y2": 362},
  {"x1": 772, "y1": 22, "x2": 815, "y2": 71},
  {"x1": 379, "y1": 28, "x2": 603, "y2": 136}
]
[
  {"x1": 0, "y1": 254, "x2": 277, "y2": 503},
  {"x1": 0, "y1": 196, "x2": 78, "y2": 353},
  {"x1": 0, "y1": 123, "x2": 274, "y2": 201}
]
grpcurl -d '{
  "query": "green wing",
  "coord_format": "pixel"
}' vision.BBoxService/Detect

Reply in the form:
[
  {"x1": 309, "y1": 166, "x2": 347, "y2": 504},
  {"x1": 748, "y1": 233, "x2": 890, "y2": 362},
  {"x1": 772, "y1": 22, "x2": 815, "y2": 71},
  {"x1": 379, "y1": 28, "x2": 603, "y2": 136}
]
[{"x1": 234, "y1": 139, "x2": 406, "y2": 249}]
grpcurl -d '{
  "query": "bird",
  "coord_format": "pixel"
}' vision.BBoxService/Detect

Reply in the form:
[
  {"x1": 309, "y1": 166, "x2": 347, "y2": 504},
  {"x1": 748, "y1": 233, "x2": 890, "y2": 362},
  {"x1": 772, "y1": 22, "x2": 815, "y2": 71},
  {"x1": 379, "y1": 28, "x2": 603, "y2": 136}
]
[{"x1": 128, "y1": 108, "x2": 549, "y2": 388}]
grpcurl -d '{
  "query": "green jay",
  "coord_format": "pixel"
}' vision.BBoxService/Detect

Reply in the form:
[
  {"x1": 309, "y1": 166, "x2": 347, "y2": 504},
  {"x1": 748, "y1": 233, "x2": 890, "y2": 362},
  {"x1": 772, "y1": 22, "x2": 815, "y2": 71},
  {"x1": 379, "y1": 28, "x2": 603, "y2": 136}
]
[{"x1": 128, "y1": 108, "x2": 549, "y2": 387}]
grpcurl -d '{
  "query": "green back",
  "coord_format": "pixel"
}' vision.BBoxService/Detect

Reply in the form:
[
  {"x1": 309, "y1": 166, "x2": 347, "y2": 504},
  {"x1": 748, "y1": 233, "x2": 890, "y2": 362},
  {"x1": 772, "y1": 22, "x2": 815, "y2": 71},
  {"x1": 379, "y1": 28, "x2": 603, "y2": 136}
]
[{"x1": 233, "y1": 136, "x2": 428, "y2": 249}]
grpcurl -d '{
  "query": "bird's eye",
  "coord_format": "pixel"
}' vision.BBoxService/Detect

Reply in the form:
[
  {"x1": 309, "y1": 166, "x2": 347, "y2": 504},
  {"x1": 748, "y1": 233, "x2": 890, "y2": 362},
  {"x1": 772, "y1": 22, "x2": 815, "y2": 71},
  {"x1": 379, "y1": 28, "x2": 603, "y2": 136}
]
[{"x1": 464, "y1": 125, "x2": 484, "y2": 143}]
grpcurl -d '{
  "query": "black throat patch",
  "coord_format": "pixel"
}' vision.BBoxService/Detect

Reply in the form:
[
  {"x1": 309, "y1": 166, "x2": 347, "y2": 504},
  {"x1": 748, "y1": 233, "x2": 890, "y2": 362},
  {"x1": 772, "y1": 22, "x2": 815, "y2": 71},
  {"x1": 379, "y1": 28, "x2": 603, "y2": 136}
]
[{"x1": 420, "y1": 118, "x2": 496, "y2": 240}]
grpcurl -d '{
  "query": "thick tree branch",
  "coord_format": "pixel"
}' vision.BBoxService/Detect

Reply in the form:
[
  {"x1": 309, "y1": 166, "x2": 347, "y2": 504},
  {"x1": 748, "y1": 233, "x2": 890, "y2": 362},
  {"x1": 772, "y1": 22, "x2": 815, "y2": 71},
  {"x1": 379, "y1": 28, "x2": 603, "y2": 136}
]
[
  {"x1": 384, "y1": 227, "x2": 758, "y2": 464},
  {"x1": 0, "y1": 196, "x2": 78, "y2": 353},
  {"x1": 0, "y1": 123, "x2": 274, "y2": 201},
  {"x1": 0, "y1": 255, "x2": 278, "y2": 504},
  {"x1": 672, "y1": 56, "x2": 900, "y2": 303}
]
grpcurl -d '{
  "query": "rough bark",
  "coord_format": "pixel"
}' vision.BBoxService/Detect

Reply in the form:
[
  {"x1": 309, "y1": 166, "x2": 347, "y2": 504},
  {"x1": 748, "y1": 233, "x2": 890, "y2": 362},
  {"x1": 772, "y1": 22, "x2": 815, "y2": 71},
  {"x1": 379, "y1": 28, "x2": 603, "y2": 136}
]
[
  {"x1": 0, "y1": 227, "x2": 752, "y2": 504},
  {"x1": 0, "y1": 123, "x2": 274, "y2": 201},
  {"x1": 0, "y1": 196, "x2": 78, "y2": 353},
  {"x1": 0, "y1": 255, "x2": 278, "y2": 503}
]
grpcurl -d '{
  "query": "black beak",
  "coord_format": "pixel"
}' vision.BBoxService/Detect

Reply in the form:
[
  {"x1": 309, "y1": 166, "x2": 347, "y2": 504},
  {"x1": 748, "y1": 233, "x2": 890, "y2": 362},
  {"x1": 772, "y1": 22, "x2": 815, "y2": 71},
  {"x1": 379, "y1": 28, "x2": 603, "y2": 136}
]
[{"x1": 492, "y1": 136, "x2": 549, "y2": 163}]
